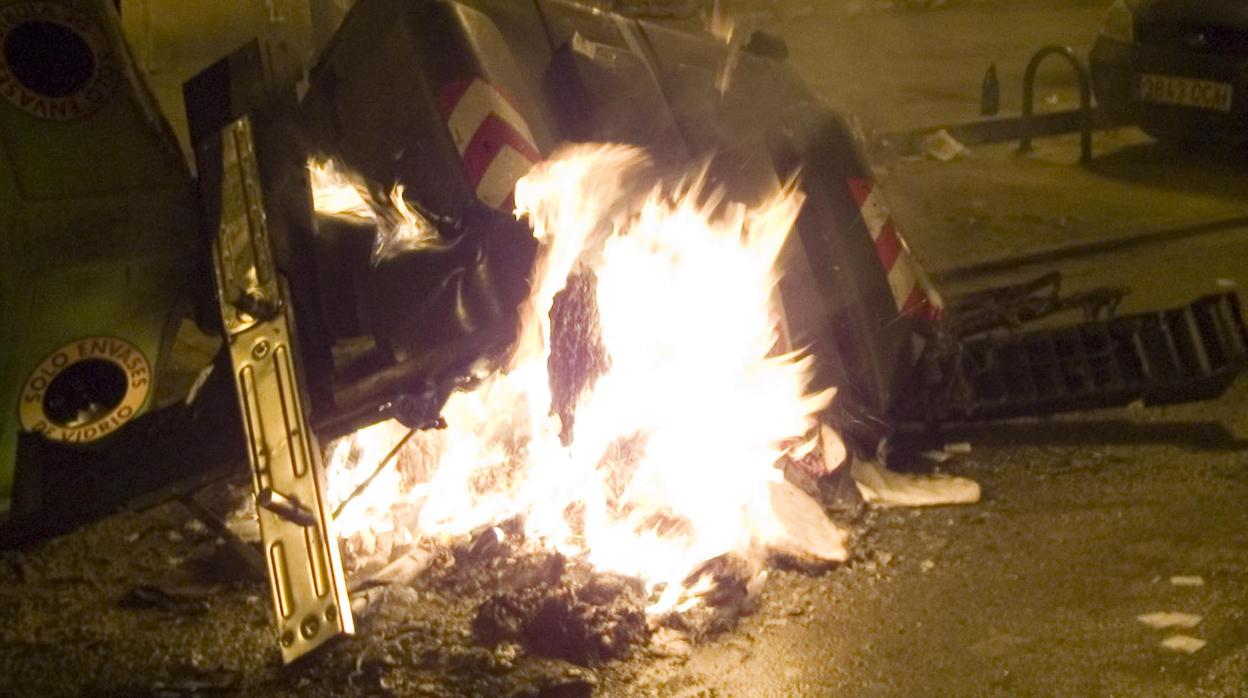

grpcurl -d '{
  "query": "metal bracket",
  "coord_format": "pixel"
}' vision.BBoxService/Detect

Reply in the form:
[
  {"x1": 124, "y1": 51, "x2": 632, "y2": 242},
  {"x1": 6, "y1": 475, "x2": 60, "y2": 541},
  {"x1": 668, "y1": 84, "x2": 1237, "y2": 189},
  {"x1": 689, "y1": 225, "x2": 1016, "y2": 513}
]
[
  {"x1": 898, "y1": 292, "x2": 1248, "y2": 423},
  {"x1": 211, "y1": 116, "x2": 354, "y2": 663}
]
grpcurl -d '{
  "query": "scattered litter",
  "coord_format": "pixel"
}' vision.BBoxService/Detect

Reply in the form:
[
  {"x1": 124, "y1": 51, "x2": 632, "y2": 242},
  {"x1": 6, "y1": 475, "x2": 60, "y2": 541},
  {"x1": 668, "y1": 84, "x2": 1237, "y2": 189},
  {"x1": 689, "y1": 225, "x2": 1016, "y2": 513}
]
[
  {"x1": 1137, "y1": 611, "x2": 1202, "y2": 630},
  {"x1": 781, "y1": 424, "x2": 850, "y2": 509},
  {"x1": 184, "y1": 364, "x2": 215, "y2": 405},
  {"x1": 349, "y1": 583, "x2": 423, "y2": 621},
  {"x1": 919, "y1": 442, "x2": 971, "y2": 463},
  {"x1": 764, "y1": 480, "x2": 849, "y2": 564},
  {"x1": 1160, "y1": 634, "x2": 1206, "y2": 654},
  {"x1": 649, "y1": 627, "x2": 692, "y2": 658},
  {"x1": 920, "y1": 559, "x2": 936, "y2": 573},
  {"x1": 352, "y1": 549, "x2": 436, "y2": 592},
  {"x1": 117, "y1": 583, "x2": 217, "y2": 614},
  {"x1": 183, "y1": 518, "x2": 209, "y2": 536},
  {"x1": 1171, "y1": 576, "x2": 1205, "y2": 587},
  {"x1": 473, "y1": 580, "x2": 650, "y2": 665},
  {"x1": 851, "y1": 458, "x2": 981, "y2": 507},
  {"x1": 151, "y1": 669, "x2": 240, "y2": 694},
  {"x1": 919, "y1": 129, "x2": 968, "y2": 162},
  {"x1": 820, "y1": 423, "x2": 848, "y2": 473}
]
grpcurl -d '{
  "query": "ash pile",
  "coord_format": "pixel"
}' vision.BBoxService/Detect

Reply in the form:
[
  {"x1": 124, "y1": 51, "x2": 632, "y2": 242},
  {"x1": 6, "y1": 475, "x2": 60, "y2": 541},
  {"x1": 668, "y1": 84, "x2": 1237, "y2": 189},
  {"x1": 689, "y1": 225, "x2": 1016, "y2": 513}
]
[{"x1": 336, "y1": 476, "x2": 854, "y2": 697}]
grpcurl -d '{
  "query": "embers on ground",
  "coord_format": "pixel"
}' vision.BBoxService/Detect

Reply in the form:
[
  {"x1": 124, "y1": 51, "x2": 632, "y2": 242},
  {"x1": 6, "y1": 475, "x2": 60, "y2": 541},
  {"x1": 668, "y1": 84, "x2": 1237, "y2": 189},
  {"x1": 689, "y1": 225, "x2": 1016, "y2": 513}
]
[
  {"x1": 341, "y1": 437, "x2": 864, "y2": 673},
  {"x1": 349, "y1": 520, "x2": 805, "y2": 670},
  {"x1": 442, "y1": 526, "x2": 655, "y2": 666}
]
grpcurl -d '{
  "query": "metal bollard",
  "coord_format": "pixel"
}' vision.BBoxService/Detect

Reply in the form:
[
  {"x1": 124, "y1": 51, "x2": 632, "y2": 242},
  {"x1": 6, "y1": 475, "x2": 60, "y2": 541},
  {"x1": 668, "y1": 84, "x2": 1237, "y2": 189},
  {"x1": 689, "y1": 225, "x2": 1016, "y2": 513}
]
[{"x1": 1018, "y1": 45, "x2": 1094, "y2": 163}]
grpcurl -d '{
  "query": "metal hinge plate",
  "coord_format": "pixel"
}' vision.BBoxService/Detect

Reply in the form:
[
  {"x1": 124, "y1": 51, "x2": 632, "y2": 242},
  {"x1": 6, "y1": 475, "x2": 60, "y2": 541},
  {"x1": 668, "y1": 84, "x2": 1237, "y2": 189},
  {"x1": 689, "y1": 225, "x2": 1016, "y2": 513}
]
[{"x1": 211, "y1": 116, "x2": 353, "y2": 663}]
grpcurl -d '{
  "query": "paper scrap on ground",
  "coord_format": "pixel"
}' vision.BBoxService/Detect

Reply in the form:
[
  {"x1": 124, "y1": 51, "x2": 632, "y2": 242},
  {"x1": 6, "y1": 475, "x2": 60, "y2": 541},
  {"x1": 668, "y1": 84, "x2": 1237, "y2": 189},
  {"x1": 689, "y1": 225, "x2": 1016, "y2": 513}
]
[
  {"x1": 1137, "y1": 612, "x2": 1202, "y2": 630},
  {"x1": 1160, "y1": 634, "x2": 1206, "y2": 654},
  {"x1": 765, "y1": 479, "x2": 849, "y2": 563},
  {"x1": 1171, "y1": 576, "x2": 1205, "y2": 587},
  {"x1": 851, "y1": 458, "x2": 980, "y2": 507},
  {"x1": 367, "y1": 550, "x2": 435, "y2": 588},
  {"x1": 920, "y1": 129, "x2": 968, "y2": 162},
  {"x1": 923, "y1": 442, "x2": 972, "y2": 462}
]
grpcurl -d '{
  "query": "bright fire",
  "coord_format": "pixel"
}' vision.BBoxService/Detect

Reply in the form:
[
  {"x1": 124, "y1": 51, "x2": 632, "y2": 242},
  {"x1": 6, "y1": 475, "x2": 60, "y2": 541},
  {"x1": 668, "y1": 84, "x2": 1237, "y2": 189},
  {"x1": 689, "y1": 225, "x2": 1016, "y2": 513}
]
[
  {"x1": 308, "y1": 158, "x2": 446, "y2": 264},
  {"x1": 317, "y1": 144, "x2": 845, "y2": 613}
]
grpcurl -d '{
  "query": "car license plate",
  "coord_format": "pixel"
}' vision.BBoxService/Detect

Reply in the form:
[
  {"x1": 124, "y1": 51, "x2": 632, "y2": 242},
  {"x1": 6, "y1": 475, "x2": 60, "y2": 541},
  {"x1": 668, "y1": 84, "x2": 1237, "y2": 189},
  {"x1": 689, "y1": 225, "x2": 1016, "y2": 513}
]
[{"x1": 1138, "y1": 74, "x2": 1233, "y2": 113}]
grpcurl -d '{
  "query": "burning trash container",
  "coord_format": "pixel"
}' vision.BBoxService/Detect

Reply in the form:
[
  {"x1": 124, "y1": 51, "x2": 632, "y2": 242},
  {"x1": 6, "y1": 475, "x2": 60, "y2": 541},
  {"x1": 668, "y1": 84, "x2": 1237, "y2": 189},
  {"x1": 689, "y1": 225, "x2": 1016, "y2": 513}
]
[{"x1": 0, "y1": 0, "x2": 1243, "y2": 668}]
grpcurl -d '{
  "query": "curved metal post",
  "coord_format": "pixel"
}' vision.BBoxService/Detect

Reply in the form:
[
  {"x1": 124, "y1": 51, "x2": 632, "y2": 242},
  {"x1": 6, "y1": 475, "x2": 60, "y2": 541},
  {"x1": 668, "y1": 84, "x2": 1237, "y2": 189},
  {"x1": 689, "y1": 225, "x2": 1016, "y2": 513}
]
[{"x1": 1018, "y1": 44, "x2": 1093, "y2": 163}]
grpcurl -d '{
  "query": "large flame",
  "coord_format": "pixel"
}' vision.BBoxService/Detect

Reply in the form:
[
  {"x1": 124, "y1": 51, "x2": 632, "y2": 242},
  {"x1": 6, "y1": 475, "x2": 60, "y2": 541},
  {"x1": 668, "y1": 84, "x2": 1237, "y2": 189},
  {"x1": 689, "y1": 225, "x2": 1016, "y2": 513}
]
[{"x1": 321, "y1": 144, "x2": 843, "y2": 613}]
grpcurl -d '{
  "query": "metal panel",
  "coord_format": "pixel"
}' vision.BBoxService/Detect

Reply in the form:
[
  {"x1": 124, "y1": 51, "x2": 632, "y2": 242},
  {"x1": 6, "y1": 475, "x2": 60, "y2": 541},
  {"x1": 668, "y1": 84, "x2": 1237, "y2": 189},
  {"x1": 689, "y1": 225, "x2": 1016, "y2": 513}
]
[
  {"x1": 769, "y1": 108, "x2": 925, "y2": 429},
  {"x1": 212, "y1": 116, "x2": 352, "y2": 663},
  {"x1": 898, "y1": 293, "x2": 1248, "y2": 422}
]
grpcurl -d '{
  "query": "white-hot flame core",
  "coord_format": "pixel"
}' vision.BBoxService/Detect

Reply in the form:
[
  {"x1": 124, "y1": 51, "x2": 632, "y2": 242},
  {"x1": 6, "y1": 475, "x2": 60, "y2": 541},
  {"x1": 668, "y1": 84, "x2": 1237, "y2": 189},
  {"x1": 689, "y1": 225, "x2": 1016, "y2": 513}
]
[
  {"x1": 322, "y1": 144, "x2": 842, "y2": 613},
  {"x1": 307, "y1": 158, "x2": 443, "y2": 263},
  {"x1": 308, "y1": 157, "x2": 374, "y2": 220}
]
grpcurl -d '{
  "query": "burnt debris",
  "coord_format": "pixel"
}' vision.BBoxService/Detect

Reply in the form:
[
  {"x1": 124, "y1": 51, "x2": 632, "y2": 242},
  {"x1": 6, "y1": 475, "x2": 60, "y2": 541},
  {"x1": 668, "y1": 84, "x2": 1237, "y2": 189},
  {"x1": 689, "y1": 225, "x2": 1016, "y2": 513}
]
[
  {"x1": 474, "y1": 582, "x2": 650, "y2": 666},
  {"x1": 547, "y1": 270, "x2": 611, "y2": 446}
]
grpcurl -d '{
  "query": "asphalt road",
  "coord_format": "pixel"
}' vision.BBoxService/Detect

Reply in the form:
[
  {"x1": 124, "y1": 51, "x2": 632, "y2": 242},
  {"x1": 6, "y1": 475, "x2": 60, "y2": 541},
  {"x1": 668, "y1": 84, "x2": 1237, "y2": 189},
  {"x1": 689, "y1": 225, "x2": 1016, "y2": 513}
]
[{"x1": 2, "y1": 2, "x2": 1247, "y2": 697}]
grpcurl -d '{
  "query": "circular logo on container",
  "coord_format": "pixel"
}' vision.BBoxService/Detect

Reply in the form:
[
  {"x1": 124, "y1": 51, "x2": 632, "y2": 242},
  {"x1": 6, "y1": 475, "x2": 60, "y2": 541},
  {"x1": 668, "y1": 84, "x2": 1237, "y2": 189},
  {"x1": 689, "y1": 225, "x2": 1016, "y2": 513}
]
[
  {"x1": 18, "y1": 337, "x2": 152, "y2": 444},
  {"x1": 0, "y1": 2, "x2": 120, "y2": 120}
]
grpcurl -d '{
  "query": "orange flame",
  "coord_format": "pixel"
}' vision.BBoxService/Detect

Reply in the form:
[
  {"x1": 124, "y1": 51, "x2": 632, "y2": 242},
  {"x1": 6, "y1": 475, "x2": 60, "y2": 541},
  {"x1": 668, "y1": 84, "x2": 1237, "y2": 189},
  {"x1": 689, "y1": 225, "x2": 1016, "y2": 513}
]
[
  {"x1": 307, "y1": 158, "x2": 445, "y2": 263},
  {"x1": 320, "y1": 144, "x2": 844, "y2": 613}
]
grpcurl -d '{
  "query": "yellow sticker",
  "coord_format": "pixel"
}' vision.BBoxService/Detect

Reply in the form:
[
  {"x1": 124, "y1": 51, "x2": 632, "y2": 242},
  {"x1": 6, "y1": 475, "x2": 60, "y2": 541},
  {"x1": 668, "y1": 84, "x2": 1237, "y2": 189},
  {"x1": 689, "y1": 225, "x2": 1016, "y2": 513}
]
[
  {"x1": 0, "y1": 2, "x2": 120, "y2": 121},
  {"x1": 18, "y1": 337, "x2": 152, "y2": 444}
]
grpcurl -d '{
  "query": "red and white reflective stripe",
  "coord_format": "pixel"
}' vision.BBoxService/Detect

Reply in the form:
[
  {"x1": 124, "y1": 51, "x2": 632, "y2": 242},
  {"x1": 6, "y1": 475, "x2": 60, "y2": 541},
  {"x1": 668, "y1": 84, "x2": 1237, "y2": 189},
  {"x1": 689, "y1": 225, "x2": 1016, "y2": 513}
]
[
  {"x1": 847, "y1": 178, "x2": 944, "y2": 321},
  {"x1": 438, "y1": 79, "x2": 542, "y2": 210}
]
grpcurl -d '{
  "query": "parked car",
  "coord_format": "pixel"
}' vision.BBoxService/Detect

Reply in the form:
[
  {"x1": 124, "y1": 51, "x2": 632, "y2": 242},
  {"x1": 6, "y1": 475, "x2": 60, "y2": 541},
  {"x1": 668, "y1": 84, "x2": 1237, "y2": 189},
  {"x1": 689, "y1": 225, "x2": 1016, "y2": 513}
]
[{"x1": 1090, "y1": 0, "x2": 1248, "y2": 141}]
